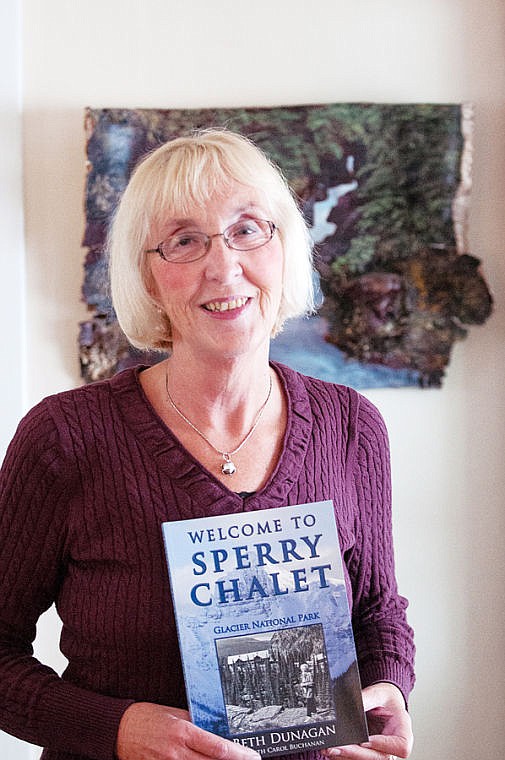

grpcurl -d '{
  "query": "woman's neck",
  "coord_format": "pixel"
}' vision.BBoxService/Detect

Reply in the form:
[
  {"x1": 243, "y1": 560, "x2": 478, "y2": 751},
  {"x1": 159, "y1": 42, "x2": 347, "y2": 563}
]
[{"x1": 165, "y1": 345, "x2": 273, "y2": 435}]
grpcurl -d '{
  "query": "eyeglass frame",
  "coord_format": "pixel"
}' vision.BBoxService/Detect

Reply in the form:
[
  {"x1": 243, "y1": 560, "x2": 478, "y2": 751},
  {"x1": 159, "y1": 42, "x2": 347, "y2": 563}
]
[{"x1": 145, "y1": 219, "x2": 277, "y2": 264}]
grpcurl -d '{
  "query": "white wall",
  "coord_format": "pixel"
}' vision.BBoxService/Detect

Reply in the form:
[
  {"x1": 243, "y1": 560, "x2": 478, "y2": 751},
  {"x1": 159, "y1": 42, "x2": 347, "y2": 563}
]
[
  {"x1": 0, "y1": 0, "x2": 25, "y2": 460},
  {"x1": 2, "y1": 0, "x2": 504, "y2": 757},
  {"x1": 0, "y1": 9, "x2": 31, "y2": 756}
]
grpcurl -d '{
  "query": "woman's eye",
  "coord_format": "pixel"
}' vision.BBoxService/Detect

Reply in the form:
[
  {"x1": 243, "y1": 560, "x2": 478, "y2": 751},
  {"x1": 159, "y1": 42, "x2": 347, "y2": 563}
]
[
  {"x1": 173, "y1": 235, "x2": 199, "y2": 248},
  {"x1": 235, "y1": 221, "x2": 260, "y2": 236}
]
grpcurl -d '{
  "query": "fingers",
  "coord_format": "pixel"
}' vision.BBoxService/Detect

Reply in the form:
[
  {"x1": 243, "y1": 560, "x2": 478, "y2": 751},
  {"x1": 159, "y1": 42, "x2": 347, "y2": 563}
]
[
  {"x1": 159, "y1": 715, "x2": 261, "y2": 760},
  {"x1": 322, "y1": 746, "x2": 401, "y2": 760},
  {"x1": 322, "y1": 746, "x2": 393, "y2": 759},
  {"x1": 116, "y1": 702, "x2": 261, "y2": 760},
  {"x1": 186, "y1": 726, "x2": 261, "y2": 759},
  {"x1": 363, "y1": 735, "x2": 412, "y2": 758},
  {"x1": 323, "y1": 684, "x2": 413, "y2": 760},
  {"x1": 321, "y1": 732, "x2": 412, "y2": 760}
]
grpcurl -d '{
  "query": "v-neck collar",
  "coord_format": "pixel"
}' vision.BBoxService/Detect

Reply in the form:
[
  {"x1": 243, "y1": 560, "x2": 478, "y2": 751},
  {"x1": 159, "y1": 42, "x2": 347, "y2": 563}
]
[{"x1": 109, "y1": 361, "x2": 313, "y2": 516}]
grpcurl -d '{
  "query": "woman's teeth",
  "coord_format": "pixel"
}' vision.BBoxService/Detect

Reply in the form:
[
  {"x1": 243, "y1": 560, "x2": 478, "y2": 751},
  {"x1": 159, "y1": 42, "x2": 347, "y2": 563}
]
[{"x1": 204, "y1": 297, "x2": 248, "y2": 312}]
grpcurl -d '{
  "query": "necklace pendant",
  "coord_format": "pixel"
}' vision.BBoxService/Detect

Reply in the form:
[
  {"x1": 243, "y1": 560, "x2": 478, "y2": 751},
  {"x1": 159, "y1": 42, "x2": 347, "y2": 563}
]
[{"x1": 221, "y1": 454, "x2": 237, "y2": 476}]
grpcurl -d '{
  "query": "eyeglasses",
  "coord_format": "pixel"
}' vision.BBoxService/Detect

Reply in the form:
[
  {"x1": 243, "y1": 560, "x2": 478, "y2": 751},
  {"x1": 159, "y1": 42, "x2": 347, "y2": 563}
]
[{"x1": 146, "y1": 218, "x2": 277, "y2": 264}]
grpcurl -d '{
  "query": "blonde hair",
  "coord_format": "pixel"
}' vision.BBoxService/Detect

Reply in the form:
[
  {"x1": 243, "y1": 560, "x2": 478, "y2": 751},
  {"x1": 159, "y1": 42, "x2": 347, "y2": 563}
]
[{"x1": 109, "y1": 129, "x2": 315, "y2": 350}]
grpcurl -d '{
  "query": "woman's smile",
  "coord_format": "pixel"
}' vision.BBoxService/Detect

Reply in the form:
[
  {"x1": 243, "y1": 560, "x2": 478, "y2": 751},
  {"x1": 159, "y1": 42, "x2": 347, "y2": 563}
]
[{"x1": 201, "y1": 295, "x2": 250, "y2": 314}]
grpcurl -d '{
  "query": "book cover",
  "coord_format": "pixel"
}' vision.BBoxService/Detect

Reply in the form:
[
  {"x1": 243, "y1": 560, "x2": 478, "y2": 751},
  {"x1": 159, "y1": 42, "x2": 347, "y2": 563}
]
[{"x1": 162, "y1": 500, "x2": 368, "y2": 757}]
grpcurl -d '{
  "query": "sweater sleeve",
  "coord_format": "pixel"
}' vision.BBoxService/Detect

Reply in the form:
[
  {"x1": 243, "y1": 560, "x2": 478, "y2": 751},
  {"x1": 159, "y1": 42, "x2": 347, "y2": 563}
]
[
  {"x1": 346, "y1": 394, "x2": 415, "y2": 704},
  {"x1": 0, "y1": 400, "x2": 133, "y2": 759}
]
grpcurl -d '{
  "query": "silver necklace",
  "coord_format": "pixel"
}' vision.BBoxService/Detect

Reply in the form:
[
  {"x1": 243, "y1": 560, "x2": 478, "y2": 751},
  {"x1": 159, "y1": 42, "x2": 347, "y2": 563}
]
[{"x1": 165, "y1": 369, "x2": 273, "y2": 476}]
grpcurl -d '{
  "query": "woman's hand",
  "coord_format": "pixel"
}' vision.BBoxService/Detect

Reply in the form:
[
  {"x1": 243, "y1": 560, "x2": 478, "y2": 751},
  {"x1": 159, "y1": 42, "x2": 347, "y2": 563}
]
[
  {"x1": 322, "y1": 682, "x2": 413, "y2": 759},
  {"x1": 116, "y1": 702, "x2": 261, "y2": 760}
]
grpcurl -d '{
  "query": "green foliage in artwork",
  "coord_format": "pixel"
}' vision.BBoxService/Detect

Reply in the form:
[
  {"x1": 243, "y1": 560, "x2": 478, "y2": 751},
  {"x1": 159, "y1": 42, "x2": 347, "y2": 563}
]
[
  {"x1": 349, "y1": 103, "x2": 463, "y2": 263},
  {"x1": 332, "y1": 235, "x2": 379, "y2": 277},
  {"x1": 215, "y1": 104, "x2": 464, "y2": 274}
]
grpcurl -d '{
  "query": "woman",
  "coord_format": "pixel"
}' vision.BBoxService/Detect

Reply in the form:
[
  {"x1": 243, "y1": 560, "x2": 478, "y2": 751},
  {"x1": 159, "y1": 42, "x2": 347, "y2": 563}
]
[{"x1": 0, "y1": 129, "x2": 414, "y2": 760}]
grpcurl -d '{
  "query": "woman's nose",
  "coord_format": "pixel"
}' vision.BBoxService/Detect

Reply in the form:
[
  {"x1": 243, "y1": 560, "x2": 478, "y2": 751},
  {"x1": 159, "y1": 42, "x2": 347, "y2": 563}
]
[{"x1": 203, "y1": 235, "x2": 242, "y2": 283}]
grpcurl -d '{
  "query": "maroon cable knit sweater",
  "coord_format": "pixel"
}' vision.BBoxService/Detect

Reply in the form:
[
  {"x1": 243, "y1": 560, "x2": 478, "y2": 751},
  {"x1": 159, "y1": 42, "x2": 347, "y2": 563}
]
[{"x1": 0, "y1": 362, "x2": 415, "y2": 760}]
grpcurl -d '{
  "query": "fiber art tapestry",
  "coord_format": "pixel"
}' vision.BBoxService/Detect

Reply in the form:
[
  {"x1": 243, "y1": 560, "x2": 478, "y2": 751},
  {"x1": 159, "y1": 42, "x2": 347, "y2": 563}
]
[{"x1": 80, "y1": 103, "x2": 492, "y2": 388}]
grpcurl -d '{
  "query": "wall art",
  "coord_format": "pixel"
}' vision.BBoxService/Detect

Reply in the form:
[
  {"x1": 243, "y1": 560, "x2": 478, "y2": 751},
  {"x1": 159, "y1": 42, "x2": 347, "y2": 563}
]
[{"x1": 80, "y1": 103, "x2": 492, "y2": 388}]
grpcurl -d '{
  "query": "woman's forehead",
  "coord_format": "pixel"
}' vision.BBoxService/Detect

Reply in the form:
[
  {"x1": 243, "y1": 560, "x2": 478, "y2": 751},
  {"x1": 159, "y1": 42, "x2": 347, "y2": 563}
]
[{"x1": 152, "y1": 183, "x2": 273, "y2": 228}]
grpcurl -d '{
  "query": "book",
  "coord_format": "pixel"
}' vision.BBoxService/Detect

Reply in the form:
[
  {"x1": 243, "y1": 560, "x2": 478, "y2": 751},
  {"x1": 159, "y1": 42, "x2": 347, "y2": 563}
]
[{"x1": 162, "y1": 500, "x2": 369, "y2": 757}]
